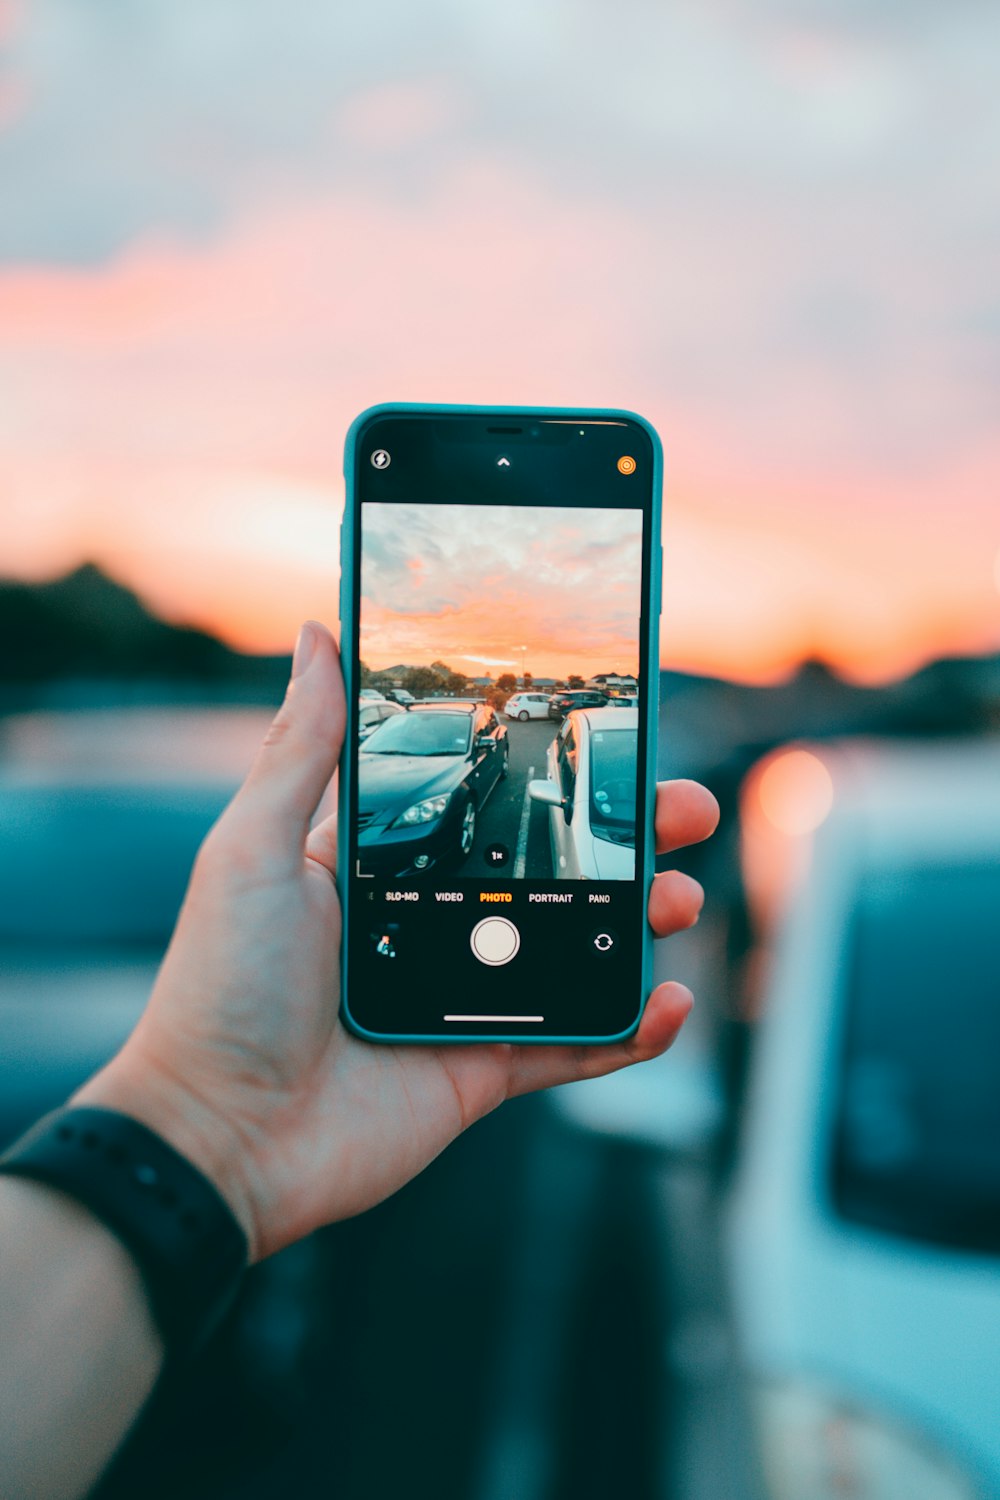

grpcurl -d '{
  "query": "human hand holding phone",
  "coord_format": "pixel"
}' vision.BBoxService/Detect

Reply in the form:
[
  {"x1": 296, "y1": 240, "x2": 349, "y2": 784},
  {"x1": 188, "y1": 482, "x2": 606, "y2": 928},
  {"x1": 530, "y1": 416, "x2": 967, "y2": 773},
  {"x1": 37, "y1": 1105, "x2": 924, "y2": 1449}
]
[{"x1": 76, "y1": 622, "x2": 718, "y2": 1263}]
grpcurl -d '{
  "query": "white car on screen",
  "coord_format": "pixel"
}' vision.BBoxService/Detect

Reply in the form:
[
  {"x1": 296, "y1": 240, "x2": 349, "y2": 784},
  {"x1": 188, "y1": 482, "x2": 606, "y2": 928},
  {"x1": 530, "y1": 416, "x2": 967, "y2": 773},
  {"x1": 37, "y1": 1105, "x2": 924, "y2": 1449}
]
[
  {"x1": 729, "y1": 738, "x2": 1000, "y2": 1500},
  {"x1": 528, "y1": 708, "x2": 636, "y2": 880},
  {"x1": 358, "y1": 698, "x2": 406, "y2": 742},
  {"x1": 504, "y1": 692, "x2": 552, "y2": 721}
]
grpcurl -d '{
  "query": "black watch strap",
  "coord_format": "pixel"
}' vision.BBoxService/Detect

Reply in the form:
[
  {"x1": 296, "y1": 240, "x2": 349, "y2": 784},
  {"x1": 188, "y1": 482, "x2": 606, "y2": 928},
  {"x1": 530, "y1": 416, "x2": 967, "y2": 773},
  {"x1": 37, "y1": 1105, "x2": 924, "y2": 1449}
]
[{"x1": 0, "y1": 1106, "x2": 249, "y2": 1356}]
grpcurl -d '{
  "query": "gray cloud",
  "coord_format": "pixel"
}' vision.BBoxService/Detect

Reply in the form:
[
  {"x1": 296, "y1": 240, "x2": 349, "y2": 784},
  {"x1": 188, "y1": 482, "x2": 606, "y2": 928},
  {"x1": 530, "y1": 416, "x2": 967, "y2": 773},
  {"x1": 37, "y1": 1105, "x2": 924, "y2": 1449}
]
[{"x1": 2, "y1": 0, "x2": 998, "y2": 478}]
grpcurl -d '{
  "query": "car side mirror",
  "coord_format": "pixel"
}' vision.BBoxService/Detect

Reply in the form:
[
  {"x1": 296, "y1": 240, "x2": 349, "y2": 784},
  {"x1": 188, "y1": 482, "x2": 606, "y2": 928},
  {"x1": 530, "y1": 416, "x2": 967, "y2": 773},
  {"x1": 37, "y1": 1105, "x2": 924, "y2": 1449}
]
[{"x1": 528, "y1": 779, "x2": 572, "y2": 822}]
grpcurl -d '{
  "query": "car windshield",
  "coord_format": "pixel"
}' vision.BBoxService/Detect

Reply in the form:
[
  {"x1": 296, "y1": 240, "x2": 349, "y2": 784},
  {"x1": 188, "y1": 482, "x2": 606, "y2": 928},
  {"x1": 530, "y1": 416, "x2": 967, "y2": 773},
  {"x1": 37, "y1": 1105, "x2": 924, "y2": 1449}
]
[
  {"x1": 0, "y1": 783, "x2": 233, "y2": 947},
  {"x1": 832, "y1": 863, "x2": 1000, "y2": 1255},
  {"x1": 361, "y1": 712, "x2": 471, "y2": 757},
  {"x1": 588, "y1": 728, "x2": 637, "y2": 847}
]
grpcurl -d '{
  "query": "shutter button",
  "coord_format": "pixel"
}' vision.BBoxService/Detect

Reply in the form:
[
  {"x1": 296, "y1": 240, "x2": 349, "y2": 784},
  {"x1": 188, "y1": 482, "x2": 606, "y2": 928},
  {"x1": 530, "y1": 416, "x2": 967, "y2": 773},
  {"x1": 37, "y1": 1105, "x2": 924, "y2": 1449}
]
[{"x1": 470, "y1": 917, "x2": 520, "y2": 966}]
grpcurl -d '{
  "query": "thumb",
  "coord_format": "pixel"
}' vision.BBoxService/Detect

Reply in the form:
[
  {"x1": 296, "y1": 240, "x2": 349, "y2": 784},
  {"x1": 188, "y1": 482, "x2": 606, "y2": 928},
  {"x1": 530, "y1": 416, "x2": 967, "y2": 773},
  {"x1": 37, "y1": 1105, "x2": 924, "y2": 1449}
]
[{"x1": 226, "y1": 621, "x2": 346, "y2": 860}]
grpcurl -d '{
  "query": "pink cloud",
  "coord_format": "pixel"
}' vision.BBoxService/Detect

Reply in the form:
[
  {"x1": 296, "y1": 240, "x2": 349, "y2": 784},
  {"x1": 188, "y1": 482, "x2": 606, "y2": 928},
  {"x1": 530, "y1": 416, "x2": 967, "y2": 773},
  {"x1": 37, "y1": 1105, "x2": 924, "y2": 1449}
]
[{"x1": 1, "y1": 157, "x2": 998, "y2": 678}]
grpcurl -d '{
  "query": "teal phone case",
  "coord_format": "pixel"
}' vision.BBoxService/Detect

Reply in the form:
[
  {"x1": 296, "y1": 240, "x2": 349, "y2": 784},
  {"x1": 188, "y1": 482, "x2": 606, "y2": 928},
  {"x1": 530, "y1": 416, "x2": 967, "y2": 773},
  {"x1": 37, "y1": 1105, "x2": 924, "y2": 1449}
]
[{"x1": 338, "y1": 403, "x2": 663, "y2": 1045}]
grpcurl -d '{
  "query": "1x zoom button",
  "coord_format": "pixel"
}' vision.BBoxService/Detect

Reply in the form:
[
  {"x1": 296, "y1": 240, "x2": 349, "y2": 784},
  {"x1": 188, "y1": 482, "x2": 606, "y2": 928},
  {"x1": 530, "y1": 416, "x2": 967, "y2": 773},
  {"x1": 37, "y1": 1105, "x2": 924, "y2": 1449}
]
[{"x1": 470, "y1": 917, "x2": 520, "y2": 966}]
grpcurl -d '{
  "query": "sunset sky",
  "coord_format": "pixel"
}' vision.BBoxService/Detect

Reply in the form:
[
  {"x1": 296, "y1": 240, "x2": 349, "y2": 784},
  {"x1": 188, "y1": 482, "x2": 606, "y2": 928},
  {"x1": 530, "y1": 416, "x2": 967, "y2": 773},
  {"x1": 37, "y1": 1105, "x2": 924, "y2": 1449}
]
[
  {"x1": 361, "y1": 504, "x2": 642, "y2": 680},
  {"x1": 1, "y1": 2, "x2": 998, "y2": 683}
]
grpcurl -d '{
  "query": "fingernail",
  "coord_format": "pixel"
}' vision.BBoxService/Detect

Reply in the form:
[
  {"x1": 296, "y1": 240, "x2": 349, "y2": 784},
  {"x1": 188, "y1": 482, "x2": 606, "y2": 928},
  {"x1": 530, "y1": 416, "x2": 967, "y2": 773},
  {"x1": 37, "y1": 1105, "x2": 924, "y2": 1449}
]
[{"x1": 292, "y1": 622, "x2": 319, "y2": 679}]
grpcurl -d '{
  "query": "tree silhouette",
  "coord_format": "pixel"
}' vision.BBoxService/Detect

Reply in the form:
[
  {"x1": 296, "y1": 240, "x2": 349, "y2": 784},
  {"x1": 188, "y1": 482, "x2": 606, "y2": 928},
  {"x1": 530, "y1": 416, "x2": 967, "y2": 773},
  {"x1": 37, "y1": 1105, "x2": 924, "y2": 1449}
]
[{"x1": 402, "y1": 666, "x2": 444, "y2": 697}]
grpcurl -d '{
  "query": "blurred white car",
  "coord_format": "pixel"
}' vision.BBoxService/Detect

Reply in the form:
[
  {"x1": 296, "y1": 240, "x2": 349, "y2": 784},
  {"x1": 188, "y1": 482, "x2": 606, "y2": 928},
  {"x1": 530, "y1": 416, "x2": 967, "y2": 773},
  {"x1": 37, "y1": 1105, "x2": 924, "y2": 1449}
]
[
  {"x1": 503, "y1": 692, "x2": 551, "y2": 721},
  {"x1": 729, "y1": 738, "x2": 1000, "y2": 1500},
  {"x1": 359, "y1": 688, "x2": 385, "y2": 701},
  {"x1": 528, "y1": 707, "x2": 636, "y2": 880}
]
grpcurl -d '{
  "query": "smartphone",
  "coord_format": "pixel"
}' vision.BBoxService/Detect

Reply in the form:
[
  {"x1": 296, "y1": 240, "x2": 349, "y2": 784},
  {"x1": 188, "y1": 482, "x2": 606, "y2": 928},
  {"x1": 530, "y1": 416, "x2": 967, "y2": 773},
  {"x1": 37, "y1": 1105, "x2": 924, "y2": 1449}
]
[{"x1": 338, "y1": 405, "x2": 662, "y2": 1044}]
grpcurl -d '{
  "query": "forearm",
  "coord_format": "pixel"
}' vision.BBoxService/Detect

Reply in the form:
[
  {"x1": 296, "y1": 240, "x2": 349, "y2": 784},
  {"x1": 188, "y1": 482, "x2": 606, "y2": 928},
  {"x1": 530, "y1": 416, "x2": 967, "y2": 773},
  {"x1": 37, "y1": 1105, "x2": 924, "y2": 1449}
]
[{"x1": 0, "y1": 1177, "x2": 163, "y2": 1500}]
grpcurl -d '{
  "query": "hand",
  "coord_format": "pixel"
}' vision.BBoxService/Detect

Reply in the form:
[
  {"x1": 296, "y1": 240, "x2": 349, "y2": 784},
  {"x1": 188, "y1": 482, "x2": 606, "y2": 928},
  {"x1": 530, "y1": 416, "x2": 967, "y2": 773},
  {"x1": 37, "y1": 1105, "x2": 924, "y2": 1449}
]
[{"x1": 78, "y1": 623, "x2": 719, "y2": 1262}]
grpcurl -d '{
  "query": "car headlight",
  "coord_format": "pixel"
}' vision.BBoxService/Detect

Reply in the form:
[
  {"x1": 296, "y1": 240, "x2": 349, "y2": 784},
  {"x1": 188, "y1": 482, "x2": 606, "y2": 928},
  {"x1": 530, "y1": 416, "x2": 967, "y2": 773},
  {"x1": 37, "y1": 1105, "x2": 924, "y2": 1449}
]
[
  {"x1": 391, "y1": 794, "x2": 450, "y2": 828},
  {"x1": 754, "y1": 1380, "x2": 980, "y2": 1500}
]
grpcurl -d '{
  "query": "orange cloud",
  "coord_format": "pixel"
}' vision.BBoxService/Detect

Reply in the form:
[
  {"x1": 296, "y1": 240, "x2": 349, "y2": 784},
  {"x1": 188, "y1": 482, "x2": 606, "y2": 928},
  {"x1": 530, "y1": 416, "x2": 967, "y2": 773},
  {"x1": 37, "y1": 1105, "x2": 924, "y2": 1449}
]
[{"x1": 1, "y1": 168, "x2": 999, "y2": 679}]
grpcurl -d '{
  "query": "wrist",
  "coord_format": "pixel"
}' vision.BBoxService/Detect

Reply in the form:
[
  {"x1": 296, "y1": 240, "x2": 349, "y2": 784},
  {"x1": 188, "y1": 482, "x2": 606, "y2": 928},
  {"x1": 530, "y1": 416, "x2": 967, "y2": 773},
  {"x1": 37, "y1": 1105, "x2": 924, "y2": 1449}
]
[
  {"x1": 0, "y1": 1106, "x2": 249, "y2": 1358},
  {"x1": 73, "y1": 1043, "x2": 262, "y2": 1263}
]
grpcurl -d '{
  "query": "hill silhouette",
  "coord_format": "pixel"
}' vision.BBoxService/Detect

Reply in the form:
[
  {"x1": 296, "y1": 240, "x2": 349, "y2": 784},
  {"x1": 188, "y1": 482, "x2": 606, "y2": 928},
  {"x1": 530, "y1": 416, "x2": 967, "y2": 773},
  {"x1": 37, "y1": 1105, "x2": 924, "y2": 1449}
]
[
  {"x1": 0, "y1": 563, "x2": 290, "y2": 706},
  {"x1": 1, "y1": 563, "x2": 997, "y2": 744}
]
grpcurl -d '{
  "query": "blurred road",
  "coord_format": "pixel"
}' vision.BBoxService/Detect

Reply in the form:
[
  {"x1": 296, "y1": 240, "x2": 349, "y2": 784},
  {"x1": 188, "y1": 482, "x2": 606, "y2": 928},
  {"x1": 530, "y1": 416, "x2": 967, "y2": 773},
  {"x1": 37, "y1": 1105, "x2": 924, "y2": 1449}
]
[{"x1": 656, "y1": 1160, "x2": 764, "y2": 1500}]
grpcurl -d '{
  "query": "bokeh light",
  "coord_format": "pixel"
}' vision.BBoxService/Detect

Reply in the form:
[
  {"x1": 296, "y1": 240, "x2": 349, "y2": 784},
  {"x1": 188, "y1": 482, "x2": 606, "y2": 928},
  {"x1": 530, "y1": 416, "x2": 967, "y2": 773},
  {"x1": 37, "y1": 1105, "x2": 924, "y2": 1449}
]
[{"x1": 757, "y1": 747, "x2": 836, "y2": 837}]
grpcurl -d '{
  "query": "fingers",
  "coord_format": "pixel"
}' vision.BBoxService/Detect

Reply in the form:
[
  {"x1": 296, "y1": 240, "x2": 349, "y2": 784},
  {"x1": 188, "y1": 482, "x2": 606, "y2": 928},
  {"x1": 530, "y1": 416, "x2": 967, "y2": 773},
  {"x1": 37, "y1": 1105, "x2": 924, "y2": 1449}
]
[
  {"x1": 215, "y1": 622, "x2": 346, "y2": 864},
  {"x1": 647, "y1": 868, "x2": 704, "y2": 937},
  {"x1": 646, "y1": 779, "x2": 714, "y2": 936},
  {"x1": 503, "y1": 981, "x2": 693, "y2": 1099},
  {"x1": 497, "y1": 796, "x2": 705, "y2": 1101},
  {"x1": 655, "y1": 779, "x2": 719, "y2": 855}
]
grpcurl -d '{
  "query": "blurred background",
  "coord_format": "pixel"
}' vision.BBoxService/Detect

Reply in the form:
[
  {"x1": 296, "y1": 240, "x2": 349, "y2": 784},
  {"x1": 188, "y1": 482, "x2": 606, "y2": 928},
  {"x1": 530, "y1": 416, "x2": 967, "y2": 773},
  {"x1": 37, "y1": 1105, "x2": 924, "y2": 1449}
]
[{"x1": 2, "y1": 2, "x2": 999, "y2": 1498}]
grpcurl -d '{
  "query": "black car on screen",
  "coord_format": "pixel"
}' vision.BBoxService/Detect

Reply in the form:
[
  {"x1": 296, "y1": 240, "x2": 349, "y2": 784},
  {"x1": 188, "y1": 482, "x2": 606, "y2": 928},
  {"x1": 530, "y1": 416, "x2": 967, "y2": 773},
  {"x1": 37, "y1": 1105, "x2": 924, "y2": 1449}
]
[
  {"x1": 547, "y1": 689, "x2": 610, "y2": 720},
  {"x1": 357, "y1": 703, "x2": 509, "y2": 876}
]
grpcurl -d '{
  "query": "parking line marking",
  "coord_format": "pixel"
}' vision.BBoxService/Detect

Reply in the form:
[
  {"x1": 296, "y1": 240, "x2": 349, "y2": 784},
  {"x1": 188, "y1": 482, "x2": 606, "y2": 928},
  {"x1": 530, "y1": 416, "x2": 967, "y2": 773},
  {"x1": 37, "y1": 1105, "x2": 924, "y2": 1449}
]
[{"x1": 513, "y1": 765, "x2": 534, "y2": 879}]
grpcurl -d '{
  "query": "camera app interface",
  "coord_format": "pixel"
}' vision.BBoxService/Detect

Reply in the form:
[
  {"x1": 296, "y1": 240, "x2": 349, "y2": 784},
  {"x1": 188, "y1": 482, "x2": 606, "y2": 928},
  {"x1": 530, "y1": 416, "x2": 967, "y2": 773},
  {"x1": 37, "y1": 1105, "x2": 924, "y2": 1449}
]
[
  {"x1": 348, "y1": 482, "x2": 649, "y2": 1039},
  {"x1": 356, "y1": 501, "x2": 641, "y2": 881}
]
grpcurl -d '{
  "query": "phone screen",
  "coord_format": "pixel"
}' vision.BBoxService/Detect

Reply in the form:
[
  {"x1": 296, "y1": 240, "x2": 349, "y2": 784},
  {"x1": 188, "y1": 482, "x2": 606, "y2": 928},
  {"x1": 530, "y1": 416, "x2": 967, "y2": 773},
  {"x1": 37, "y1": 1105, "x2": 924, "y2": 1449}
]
[{"x1": 341, "y1": 411, "x2": 658, "y2": 1041}]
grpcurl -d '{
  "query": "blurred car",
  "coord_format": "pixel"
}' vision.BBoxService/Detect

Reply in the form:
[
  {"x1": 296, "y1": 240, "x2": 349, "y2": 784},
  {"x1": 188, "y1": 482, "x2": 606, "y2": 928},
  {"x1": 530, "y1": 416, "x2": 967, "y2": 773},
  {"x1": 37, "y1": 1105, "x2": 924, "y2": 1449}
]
[
  {"x1": 504, "y1": 691, "x2": 551, "y2": 721},
  {"x1": 384, "y1": 688, "x2": 415, "y2": 706},
  {"x1": 359, "y1": 688, "x2": 385, "y2": 700},
  {"x1": 607, "y1": 694, "x2": 638, "y2": 709},
  {"x1": 528, "y1": 707, "x2": 636, "y2": 879},
  {"x1": 0, "y1": 708, "x2": 268, "y2": 1147},
  {"x1": 358, "y1": 697, "x2": 406, "y2": 742},
  {"x1": 547, "y1": 689, "x2": 610, "y2": 720},
  {"x1": 729, "y1": 739, "x2": 1000, "y2": 1500},
  {"x1": 357, "y1": 702, "x2": 509, "y2": 876}
]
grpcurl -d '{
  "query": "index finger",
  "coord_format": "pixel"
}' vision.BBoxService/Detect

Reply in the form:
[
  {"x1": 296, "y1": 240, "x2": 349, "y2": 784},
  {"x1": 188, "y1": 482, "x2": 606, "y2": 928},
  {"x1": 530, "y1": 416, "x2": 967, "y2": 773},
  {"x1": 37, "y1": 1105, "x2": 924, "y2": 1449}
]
[{"x1": 655, "y1": 779, "x2": 720, "y2": 855}]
